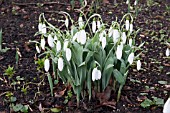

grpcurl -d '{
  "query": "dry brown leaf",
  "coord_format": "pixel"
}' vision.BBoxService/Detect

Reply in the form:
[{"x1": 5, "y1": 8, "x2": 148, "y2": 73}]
[
  {"x1": 103, "y1": 0, "x2": 110, "y2": 4},
  {"x1": 54, "y1": 88, "x2": 66, "y2": 97}
]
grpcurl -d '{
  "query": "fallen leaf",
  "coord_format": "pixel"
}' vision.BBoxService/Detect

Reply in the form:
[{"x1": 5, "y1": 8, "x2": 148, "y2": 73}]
[
  {"x1": 38, "y1": 103, "x2": 44, "y2": 112},
  {"x1": 103, "y1": 0, "x2": 110, "y2": 4},
  {"x1": 54, "y1": 88, "x2": 66, "y2": 97}
]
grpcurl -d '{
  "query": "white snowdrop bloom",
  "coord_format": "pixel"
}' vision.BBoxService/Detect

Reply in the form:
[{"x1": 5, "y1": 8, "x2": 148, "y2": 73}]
[
  {"x1": 54, "y1": 35, "x2": 58, "y2": 40},
  {"x1": 108, "y1": 27, "x2": 113, "y2": 37},
  {"x1": 102, "y1": 36, "x2": 106, "y2": 49},
  {"x1": 36, "y1": 45, "x2": 41, "y2": 53},
  {"x1": 134, "y1": 0, "x2": 137, "y2": 5},
  {"x1": 78, "y1": 16, "x2": 84, "y2": 28},
  {"x1": 166, "y1": 48, "x2": 170, "y2": 57},
  {"x1": 63, "y1": 40, "x2": 69, "y2": 51},
  {"x1": 99, "y1": 30, "x2": 106, "y2": 41},
  {"x1": 65, "y1": 17, "x2": 69, "y2": 28},
  {"x1": 41, "y1": 23, "x2": 47, "y2": 34},
  {"x1": 163, "y1": 98, "x2": 170, "y2": 113},
  {"x1": 97, "y1": 20, "x2": 101, "y2": 29},
  {"x1": 126, "y1": 0, "x2": 129, "y2": 4},
  {"x1": 130, "y1": 23, "x2": 133, "y2": 33},
  {"x1": 56, "y1": 40, "x2": 61, "y2": 52},
  {"x1": 113, "y1": 29, "x2": 120, "y2": 44},
  {"x1": 66, "y1": 48, "x2": 72, "y2": 61},
  {"x1": 44, "y1": 59, "x2": 50, "y2": 72},
  {"x1": 92, "y1": 68, "x2": 101, "y2": 81},
  {"x1": 79, "y1": 30, "x2": 86, "y2": 45},
  {"x1": 92, "y1": 20, "x2": 96, "y2": 33},
  {"x1": 41, "y1": 38, "x2": 45, "y2": 50},
  {"x1": 128, "y1": 52, "x2": 134, "y2": 65},
  {"x1": 58, "y1": 57, "x2": 64, "y2": 71},
  {"x1": 125, "y1": 20, "x2": 130, "y2": 31},
  {"x1": 47, "y1": 34, "x2": 54, "y2": 48},
  {"x1": 122, "y1": 32, "x2": 127, "y2": 44},
  {"x1": 137, "y1": 60, "x2": 141, "y2": 71},
  {"x1": 116, "y1": 43, "x2": 123, "y2": 60},
  {"x1": 38, "y1": 23, "x2": 43, "y2": 32},
  {"x1": 129, "y1": 38, "x2": 132, "y2": 47}
]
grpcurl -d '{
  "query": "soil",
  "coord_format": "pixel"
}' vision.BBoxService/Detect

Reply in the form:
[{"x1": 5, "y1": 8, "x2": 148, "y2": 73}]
[{"x1": 0, "y1": 0, "x2": 170, "y2": 113}]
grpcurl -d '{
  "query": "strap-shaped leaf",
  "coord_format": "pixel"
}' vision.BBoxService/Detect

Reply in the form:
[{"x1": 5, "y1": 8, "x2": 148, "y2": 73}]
[
  {"x1": 47, "y1": 73, "x2": 53, "y2": 96},
  {"x1": 113, "y1": 69, "x2": 125, "y2": 85}
]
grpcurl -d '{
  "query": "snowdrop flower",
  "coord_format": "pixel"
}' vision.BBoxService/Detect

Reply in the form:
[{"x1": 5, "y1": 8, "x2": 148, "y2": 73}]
[
  {"x1": 65, "y1": 17, "x2": 69, "y2": 28},
  {"x1": 48, "y1": 34, "x2": 54, "y2": 48},
  {"x1": 116, "y1": 43, "x2": 123, "y2": 60},
  {"x1": 78, "y1": 16, "x2": 84, "y2": 28},
  {"x1": 99, "y1": 30, "x2": 106, "y2": 41},
  {"x1": 108, "y1": 27, "x2": 113, "y2": 37},
  {"x1": 134, "y1": 0, "x2": 137, "y2": 5},
  {"x1": 97, "y1": 20, "x2": 101, "y2": 29},
  {"x1": 58, "y1": 57, "x2": 64, "y2": 71},
  {"x1": 79, "y1": 30, "x2": 86, "y2": 45},
  {"x1": 41, "y1": 38, "x2": 45, "y2": 50},
  {"x1": 126, "y1": 0, "x2": 129, "y2": 4},
  {"x1": 122, "y1": 32, "x2": 127, "y2": 44},
  {"x1": 137, "y1": 60, "x2": 141, "y2": 71},
  {"x1": 36, "y1": 45, "x2": 41, "y2": 53},
  {"x1": 125, "y1": 20, "x2": 130, "y2": 31},
  {"x1": 128, "y1": 52, "x2": 134, "y2": 65},
  {"x1": 113, "y1": 29, "x2": 120, "y2": 44},
  {"x1": 44, "y1": 59, "x2": 50, "y2": 72},
  {"x1": 129, "y1": 38, "x2": 132, "y2": 47},
  {"x1": 54, "y1": 35, "x2": 58, "y2": 40},
  {"x1": 63, "y1": 40, "x2": 69, "y2": 51},
  {"x1": 130, "y1": 23, "x2": 133, "y2": 33},
  {"x1": 102, "y1": 36, "x2": 106, "y2": 49},
  {"x1": 92, "y1": 20, "x2": 96, "y2": 33},
  {"x1": 56, "y1": 40, "x2": 61, "y2": 52},
  {"x1": 163, "y1": 98, "x2": 170, "y2": 113},
  {"x1": 92, "y1": 68, "x2": 101, "y2": 81},
  {"x1": 166, "y1": 48, "x2": 170, "y2": 57},
  {"x1": 38, "y1": 23, "x2": 47, "y2": 34},
  {"x1": 66, "y1": 48, "x2": 72, "y2": 61}
]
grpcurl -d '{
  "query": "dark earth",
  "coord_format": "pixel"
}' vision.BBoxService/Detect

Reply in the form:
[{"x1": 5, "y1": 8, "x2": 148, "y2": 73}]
[{"x1": 0, "y1": 0, "x2": 170, "y2": 113}]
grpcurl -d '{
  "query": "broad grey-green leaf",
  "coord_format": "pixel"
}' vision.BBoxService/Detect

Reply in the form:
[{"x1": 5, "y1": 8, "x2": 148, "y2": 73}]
[{"x1": 113, "y1": 69, "x2": 125, "y2": 85}]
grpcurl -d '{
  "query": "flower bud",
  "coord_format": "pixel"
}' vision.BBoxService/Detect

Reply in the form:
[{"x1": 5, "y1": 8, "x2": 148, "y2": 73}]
[
  {"x1": 92, "y1": 68, "x2": 101, "y2": 81},
  {"x1": 128, "y1": 53, "x2": 134, "y2": 65},
  {"x1": 122, "y1": 32, "x2": 127, "y2": 44},
  {"x1": 116, "y1": 43, "x2": 123, "y2": 60},
  {"x1": 66, "y1": 48, "x2": 72, "y2": 61},
  {"x1": 58, "y1": 57, "x2": 64, "y2": 71},
  {"x1": 79, "y1": 30, "x2": 86, "y2": 45},
  {"x1": 41, "y1": 38, "x2": 45, "y2": 50},
  {"x1": 113, "y1": 29, "x2": 120, "y2": 44},
  {"x1": 166, "y1": 48, "x2": 170, "y2": 57},
  {"x1": 130, "y1": 23, "x2": 133, "y2": 33},
  {"x1": 78, "y1": 16, "x2": 84, "y2": 28},
  {"x1": 125, "y1": 20, "x2": 130, "y2": 31},
  {"x1": 129, "y1": 38, "x2": 132, "y2": 47},
  {"x1": 137, "y1": 60, "x2": 141, "y2": 71},
  {"x1": 92, "y1": 20, "x2": 96, "y2": 33},
  {"x1": 48, "y1": 34, "x2": 54, "y2": 48},
  {"x1": 163, "y1": 98, "x2": 170, "y2": 113},
  {"x1": 56, "y1": 40, "x2": 61, "y2": 52},
  {"x1": 44, "y1": 59, "x2": 50, "y2": 72},
  {"x1": 65, "y1": 17, "x2": 69, "y2": 28},
  {"x1": 36, "y1": 45, "x2": 41, "y2": 53}
]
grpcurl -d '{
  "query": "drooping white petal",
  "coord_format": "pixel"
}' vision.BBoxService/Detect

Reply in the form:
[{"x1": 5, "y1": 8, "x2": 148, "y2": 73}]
[
  {"x1": 116, "y1": 44, "x2": 123, "y2": 60},
  {"x1": 102, "y1": 36, "x2": 106, "y2": 49},
  {"x1": 73, "y1": 32, "x2": 78, "y2": 41},
  {"x1": 58, "y1": 57, "x2": 64, "y2": 71},
  {"x1": 122, "y1": 32, "x2": 127, "y2": 44},
  {"x1": 129, "y1": 38, "x2": 132, "y2": 47},
  {"x1": 108, "y1": 27, "x2": 113, "y2": 37},
  {"x1": 36, "y1": 45, "x2": 41, "y2": 53},
  {"x1": 96, "y1": 69, "x2": 101, "y2": 80},
  {"x1": 54, "y1": 35, "x2": 58, "y2": 40},
  {"x1": 97, "y1": 20, "x2": 101, "y2": 29},
  {"x1": 78, "y1": 16, "x2": 84, "y2": 28},
  {"x1": 113, "y1": 29, "x2": 120, "y2": 44},
  {"x1": 163, "y1": 98, "x2": 170, "y2": 113},
  {"x1": 92, "y1": 20, "x2": 96, "y2": 33},
  {"x1": 128, "y1": 53, "x2": 134, "y2": 65},
  {"x1": 41, "y1": 38, "x2": 45, "y2": 50},
  {"x1": 125, "y1": 20, "x2": 130, "y2": 31},
  {"x1": 166, "y1": 48, "x2": 170, "y2": 57},
  {"x1": 63, "y1": 40, "x2": 69, "y2": 51},
  {"x1": 44, "y1": 59, "x2": 50, "y2": 72},
  {"x1": 99, "y1": 30, "x2": 106, "y2": 41},
  {"x1": 92, "y1": 68, "x2": 98, "y2": 81},
  {"x1": 65, "y1": 17, "x2": 69, "y2": 28},
  {"x1": 56, "y1": 40, "x2": 61, "y2": 52},
  {"x1": 137, "y1": 60, "x2": 141, "y2": 71},
  {"x1": 79, "y1": 30, "x2": 86, "y2": 45},
  {"x1": 38, "y1": 23, "x2": 43, "y2": 32},
  {"x1": 134, "y1": 0, "x2": 137, "y2": 5},
  {"x1": 66, "y1": 48, "x2": 72, "y2": 61},
  {"x1": 41, "y1": 23, "x2": 47, "y2": 34},
  {"x1": 126, "y1": 0, "x2": 129, "y2": 4},
  {"x1": 130, "y1": 23, "x2": 133, "y2": 33},
  {"x1": 48, "y1": 34, "x2": 54, "y2": 47}
]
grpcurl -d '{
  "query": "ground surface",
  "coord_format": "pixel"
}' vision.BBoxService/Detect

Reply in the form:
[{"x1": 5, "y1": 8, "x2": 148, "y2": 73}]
[{"x1": 0, "y1": 0, "x2": 170, "y2": 113}]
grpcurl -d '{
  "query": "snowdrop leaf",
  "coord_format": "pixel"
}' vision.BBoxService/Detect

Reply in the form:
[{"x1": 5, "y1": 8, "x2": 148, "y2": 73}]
[
  {"x1": 47, "y1": 73, "x2": 53, "y2": 96},
  {"x1": 113, "y1": 69, "x2": 125, "y2": 85}
]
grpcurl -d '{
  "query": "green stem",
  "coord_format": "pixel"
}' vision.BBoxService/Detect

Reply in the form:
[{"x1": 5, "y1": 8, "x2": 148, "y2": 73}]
[
  {"x1": 0, "y1": 29, "x2": 2, "y2": 50},
  {"x1": 117, "y1": 85, "x2": 123, "y2": 102}
]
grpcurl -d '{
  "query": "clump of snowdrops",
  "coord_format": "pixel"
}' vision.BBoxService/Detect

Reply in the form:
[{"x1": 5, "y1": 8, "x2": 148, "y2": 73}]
[{"x1": 34, "y1": 12, "x2": 143, "y2": 106}]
